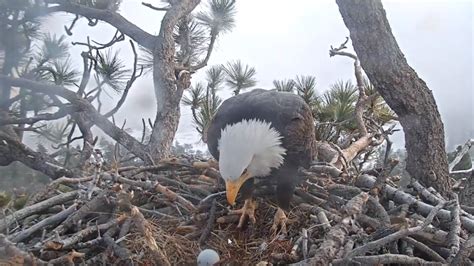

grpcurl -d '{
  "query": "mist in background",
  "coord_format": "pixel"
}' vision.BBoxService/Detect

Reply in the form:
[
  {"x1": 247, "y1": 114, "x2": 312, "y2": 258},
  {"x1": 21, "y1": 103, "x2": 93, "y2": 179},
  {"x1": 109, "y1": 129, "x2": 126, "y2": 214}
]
[{"x1": 39, "y1": 0, "x2": 473, "y2": 152}]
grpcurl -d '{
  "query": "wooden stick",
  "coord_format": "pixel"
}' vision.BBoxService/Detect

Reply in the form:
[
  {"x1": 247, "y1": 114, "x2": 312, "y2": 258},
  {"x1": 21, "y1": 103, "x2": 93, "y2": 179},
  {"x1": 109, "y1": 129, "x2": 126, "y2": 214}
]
[
  {"x1": 113, "y1": 174, "x2": 197, "y2": 213},
  {"x1": 0, "y1": 234, "x2": 48, "y2": 264},
  {"x1": 356, "y1": 174, "x2": 474, "y2": 232},
  {"x1": 0, "y1": 191, "x2": 78, "y2": 232},
  {"x1": 10, "y1": 203, "x2": 77, "y2": 243},
  {"x1": 344, "y1": 201, "x2": 445, "y2": 259},
  {"x1": 46, "y1": 250, "x2": 85, "y2": 265},
  {"x1": 130, "y1": 206, "x2": 170, "y2": 266},
  {"x1": 450, "y1": 235, "x2": 474, "y2": 265},
  {"x1": 449, "y1": 139, "x2": 473, "y2": 172},
  {"x1": 199, "y1": 199, "x2": 216, "y2": 245},
  {"x1": 290, "y1": 224, "x2": 348, "y2": 265},
  {"x1": 403, "y1": 237, "x2": 446, "y2": 263},
  {"x1": 45, "y1": 215, "x2": 126, "y2": 250},
  {"x1": 331, "y1": 254, "x2": 443, "y2": 266},
  {"x1": 447, "y1": 193, "x2": 461, "y2": 262}
]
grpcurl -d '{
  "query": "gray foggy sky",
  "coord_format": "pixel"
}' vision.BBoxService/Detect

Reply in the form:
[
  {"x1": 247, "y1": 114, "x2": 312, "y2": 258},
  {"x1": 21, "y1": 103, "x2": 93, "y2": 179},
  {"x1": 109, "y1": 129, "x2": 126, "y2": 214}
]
[{"x1": 42, "y1": 0, "x2": 473, "y2": 151}]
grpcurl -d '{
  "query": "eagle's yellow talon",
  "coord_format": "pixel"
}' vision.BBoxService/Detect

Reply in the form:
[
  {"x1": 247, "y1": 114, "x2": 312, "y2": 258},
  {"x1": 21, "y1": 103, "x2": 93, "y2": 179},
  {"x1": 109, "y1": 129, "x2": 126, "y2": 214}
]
[
  {"x1": 229, "y1": 199, "x2": 257, "y2": 228},
  {"x1": 271, "y1": 207, "x2": 288, "y2": 235}
]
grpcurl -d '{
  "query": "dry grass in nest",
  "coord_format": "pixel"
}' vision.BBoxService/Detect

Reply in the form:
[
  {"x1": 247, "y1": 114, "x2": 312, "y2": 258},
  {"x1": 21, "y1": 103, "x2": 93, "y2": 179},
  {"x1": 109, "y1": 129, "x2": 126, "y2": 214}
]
[
  {"x1": 126, "y1": 198, "x2": 318, "y2": 265},
  {"x1": 125, "y1": 217, "x2": 200, "y2": 265},
  {"x1": 123, "y1": 199, "x2": 317, "y2": 265},
  {"x1": 204, "y1": 201, "x2": 316, "y2": 264}
]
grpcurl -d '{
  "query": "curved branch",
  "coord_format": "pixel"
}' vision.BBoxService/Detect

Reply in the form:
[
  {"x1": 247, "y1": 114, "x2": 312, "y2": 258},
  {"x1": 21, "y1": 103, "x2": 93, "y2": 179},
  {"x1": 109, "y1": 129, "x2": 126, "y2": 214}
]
[
  {"x1": 0, "y1": 106, "x2": 73, "y2": 126},
  {"x1": 104, "y1": 41, "x2": 143, "y2": 118},
  {"x1": 190, "y1": 32, "x2": 217, "y2": 71},
  {"x1": 0, "y1": 75, "x2": 151, "y2": 164},
  {"x1": 47, "y1": 0, "x2": 155, "y2": 50},
  {"x1": 0, "y1": 74, "x2": 78, "y2": 102},
  {"x1": 449, "y1": 139, "x2": 474, "y2": 172},
  {"x1": 0, "y1": 131, "x2": 74, "y2": 179},
  {"x1": 142, "y1": 2, "x2": 170, "y2": 11},
  {"x1": 329, "y1": 38, "x2": 369, "y2": 136}
]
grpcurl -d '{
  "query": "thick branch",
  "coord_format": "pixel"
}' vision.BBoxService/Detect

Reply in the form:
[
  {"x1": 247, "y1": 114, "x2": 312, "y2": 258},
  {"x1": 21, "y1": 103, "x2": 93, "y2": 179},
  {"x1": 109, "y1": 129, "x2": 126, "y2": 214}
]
[
  {"x1": 450, "y1": 235, "x2": 474, "y2": 265},
  {"x1": 449, "y1": 139, "x2": 473, "y2": 172},
  {"x1": 0, "y1": 75, "x2": 79, "y2": 102},
  {"x1": 0, "y1": 131, "x2": 74, "y2": 179},
  {"x1": 10, "y1": 203, "x2": 77, "y2": 243},
  {"x1": 0, "y1": 235, "x2": 49, "y2": 265},
  {"x1": 332, "y1": 254, "x2": 442, "y2": 266},
  {"x1": 402, "y1": 237, "x2": 447, "y2": 263},
  {"x1": 345, "y1": 201, "x2": 445, "y2": 258},
  {"x1": 0, "y1": 106, "x2": 73, "y2": 126},
  {"x1": 356, "y1": 174, "x2": 474, "y2": 232},
  {"x1": 148, "y1": 0, "x2": 201, "y2": 159},
  {"x1": 0, "y1": 191, "x2": 79, "y2": 232},
  {"x1": 47, "y1": 0, "x2": 155, "y2": 50},
  {"x1": 0, "y1": 75, "x2": 151, "y2": 164},
  {"x1": 447, "y1": 193, "x2": 461, "y2": 262}
]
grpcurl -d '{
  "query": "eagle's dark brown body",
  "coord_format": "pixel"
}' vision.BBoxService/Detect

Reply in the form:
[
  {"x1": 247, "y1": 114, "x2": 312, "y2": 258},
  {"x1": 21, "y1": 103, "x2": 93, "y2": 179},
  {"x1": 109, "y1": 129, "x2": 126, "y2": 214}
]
[{"x1": 206, "y1": 89, "x2": 316, "y2": 210}]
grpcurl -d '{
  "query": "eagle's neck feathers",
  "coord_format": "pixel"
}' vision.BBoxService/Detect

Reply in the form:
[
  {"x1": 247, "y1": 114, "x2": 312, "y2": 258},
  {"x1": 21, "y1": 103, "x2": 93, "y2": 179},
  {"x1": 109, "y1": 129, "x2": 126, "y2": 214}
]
[{"x1": 218, "y1": 119, "x2": 287, "y2": 180}]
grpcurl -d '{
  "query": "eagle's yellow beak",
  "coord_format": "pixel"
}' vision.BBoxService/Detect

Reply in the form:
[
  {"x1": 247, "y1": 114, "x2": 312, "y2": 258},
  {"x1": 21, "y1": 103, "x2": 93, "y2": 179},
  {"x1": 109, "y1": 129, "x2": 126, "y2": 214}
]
[{"x1": 225, "y1": 171, "x2": 251, "y2": 205}]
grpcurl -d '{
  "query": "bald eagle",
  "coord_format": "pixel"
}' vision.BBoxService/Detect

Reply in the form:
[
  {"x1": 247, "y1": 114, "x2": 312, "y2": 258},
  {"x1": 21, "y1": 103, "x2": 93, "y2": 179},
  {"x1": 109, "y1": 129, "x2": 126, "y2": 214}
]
[{"x1": 206, "y1": 89, "x2": 316, "y2": 233}]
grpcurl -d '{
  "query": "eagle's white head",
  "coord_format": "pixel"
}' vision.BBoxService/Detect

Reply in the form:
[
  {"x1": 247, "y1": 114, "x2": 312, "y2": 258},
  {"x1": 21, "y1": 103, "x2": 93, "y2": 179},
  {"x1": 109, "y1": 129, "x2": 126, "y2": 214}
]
[{"x1": 218, "y1": 118, "x2": 287, "y2": 205}]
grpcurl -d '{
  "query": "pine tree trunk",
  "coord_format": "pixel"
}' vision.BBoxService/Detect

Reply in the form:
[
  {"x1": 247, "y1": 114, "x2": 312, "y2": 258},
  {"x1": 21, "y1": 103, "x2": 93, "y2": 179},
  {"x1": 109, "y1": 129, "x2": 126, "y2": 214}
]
[
  {"x1": 146, "y1": 0, "x2": 200, "y2": 162},
  {"x1": 147, "y1": 26, "x2": 182, "y2": 161},
  {"x1": 148, "y1": 94, "x2": 181, "y2": 161},
  {"x1": 336, "y1": 0, "x2": 451, "y2": 196}
]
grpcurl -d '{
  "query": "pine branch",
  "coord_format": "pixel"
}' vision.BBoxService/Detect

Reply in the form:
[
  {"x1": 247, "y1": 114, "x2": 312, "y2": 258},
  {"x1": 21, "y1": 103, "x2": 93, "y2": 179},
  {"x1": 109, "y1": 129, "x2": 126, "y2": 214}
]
[
  {"x1": 46, "y1": 0, "x2": 155, "y2": 50},
  {"x1": 0, "y1": 106, "x2": 73, "y2": 126},
  {"x1": 0, "y1": 75, "x2": 151, "y2": 164}
]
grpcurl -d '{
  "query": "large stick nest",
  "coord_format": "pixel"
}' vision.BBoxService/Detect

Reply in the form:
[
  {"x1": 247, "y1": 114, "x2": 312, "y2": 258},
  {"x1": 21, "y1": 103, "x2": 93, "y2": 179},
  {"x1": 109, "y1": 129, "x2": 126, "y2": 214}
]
[{"x1": 0, "y1": 156, "x2": 473, "y2": 265}]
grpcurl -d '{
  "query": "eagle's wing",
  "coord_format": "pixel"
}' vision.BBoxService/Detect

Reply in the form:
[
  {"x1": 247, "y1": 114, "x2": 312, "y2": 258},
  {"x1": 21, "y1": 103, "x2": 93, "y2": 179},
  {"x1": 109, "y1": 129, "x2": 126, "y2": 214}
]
[
  {"x1": 280, "y1": 98, "x2": 316, "y2": 168},
  {"x1": 206, "y1": 89, "x2": 316, "y2": 167}
]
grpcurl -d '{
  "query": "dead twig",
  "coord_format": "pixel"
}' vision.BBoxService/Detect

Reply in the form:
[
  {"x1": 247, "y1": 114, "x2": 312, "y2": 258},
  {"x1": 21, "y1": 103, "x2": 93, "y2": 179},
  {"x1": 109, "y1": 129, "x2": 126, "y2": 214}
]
[
  {"x1": 10, "y1": 203, "x2": 77, "y2": 243},
  {"x1": 198, "y1": 199, "x2": 217, "y2": 245}
]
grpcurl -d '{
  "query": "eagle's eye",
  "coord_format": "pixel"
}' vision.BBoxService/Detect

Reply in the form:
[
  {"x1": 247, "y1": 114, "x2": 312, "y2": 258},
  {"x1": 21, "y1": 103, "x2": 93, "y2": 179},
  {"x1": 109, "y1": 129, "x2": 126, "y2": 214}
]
[{"x1": 242, "y1": 168, "x2": 248, "y2": 175}]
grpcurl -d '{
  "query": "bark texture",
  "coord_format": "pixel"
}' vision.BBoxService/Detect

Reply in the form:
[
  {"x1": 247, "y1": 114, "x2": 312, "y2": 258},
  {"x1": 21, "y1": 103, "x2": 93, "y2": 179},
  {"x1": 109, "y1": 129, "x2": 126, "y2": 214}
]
[
  {"x1": 149, "y1": 0, "x2": 200, "y2": 160},
  {"x1": 0, "y1": 75, "x2": 151, "y2": 164},
  {"x1": 0, "y1": 131, "x2": 74, "y2": 179},
  {"x1": 459, "y1": 171, "x2": 474, "y2": 207},
  {"x1": 336, "y1": 0, "x2": 451, "y2": 195}
]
